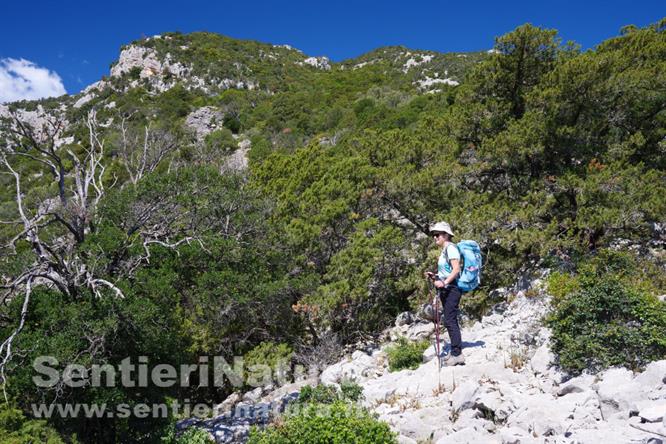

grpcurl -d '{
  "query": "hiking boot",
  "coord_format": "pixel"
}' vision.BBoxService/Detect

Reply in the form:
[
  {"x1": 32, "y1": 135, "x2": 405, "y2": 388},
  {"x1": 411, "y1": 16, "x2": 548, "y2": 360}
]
[{"x1": 444, "y1": 353, "x2": 465, "y2": 366}]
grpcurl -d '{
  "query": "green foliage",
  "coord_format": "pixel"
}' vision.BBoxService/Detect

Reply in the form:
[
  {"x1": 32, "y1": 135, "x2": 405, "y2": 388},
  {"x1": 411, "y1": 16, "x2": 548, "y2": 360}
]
[
  {"x1": 0, "y1": 402, "x2": 70, "y2": 444},
  {"x1": 128, "y1": 66, "x2": 142, "y2": 80},
  {"x1": 296, "y1": 381, "x2": 363, "y2": 405},
  {"x1": 243, "y1": 342, "x2": 293, "y2": 386},
  {"x1": 547, "y1": 250, "x2": 666, "y2": 374},
  {"x1": 339, "y1": 379, "x2": 365, "y2": 403},
  {"x1": 160, "y1": 424, "x2": 214, "y2": 444},
  {"x1": 297, "y1": 384, "x2": 340, "y2": 405},
  {"x1": 385, "y1": 337, "x2": 430, "y2": 372},
  {"x1": 204, "y1": 127, "x2": 236, "y2": 154},
  {"x1": 546, "y1": 272, "x2": 581, "y2": 306},
  {"x1": 309, "y1": 218, "x2": 413, "y2": 340},
  {"x1": 246, "y1": 400, "x2": 398, "y2": 444}
]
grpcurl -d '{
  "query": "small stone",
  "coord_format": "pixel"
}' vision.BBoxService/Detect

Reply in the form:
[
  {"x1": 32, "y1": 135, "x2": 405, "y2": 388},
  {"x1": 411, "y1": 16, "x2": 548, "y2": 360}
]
[{"x1": 640, "y1": 403, "x2": 666, "y2": 423}]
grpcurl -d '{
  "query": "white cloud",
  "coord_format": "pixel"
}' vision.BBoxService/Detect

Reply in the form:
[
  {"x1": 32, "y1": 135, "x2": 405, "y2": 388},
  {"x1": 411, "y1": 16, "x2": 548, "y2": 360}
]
[{"x1": 0, "y1": 58, "x2": 67, "y2": 103}]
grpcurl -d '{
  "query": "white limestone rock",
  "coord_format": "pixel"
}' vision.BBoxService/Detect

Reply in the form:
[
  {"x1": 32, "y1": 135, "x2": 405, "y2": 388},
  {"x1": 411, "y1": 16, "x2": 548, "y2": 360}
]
[
  {"x1": 451, "y1": 380, "x2": 479, "y2": 412},
  {"x1": 505, "y1": 393, "x2": 569, "y2": 437},
  {"x1": 639, "y1": 402, "x2": 666, "y2": 423},
  {"x1": 556, "y1": 373, "x2": 596, "y2": 396},
  {"x1": 300, "y1": 56, "x2": 331, "y2": 70},
  {"x1": 185, "y1": 106, "x2": 224, "y2": 142},
  {"x1": 415, "y1": 76, "x2": 459, "y2": 90},
  {"x1": 220, "y1": 139, "x2": 250, "y2": 173},
  {"x1": 214, "y1": 392, "x2": 241, "y2": 415},
  {"x1": 241, "y1": 386, "x2": 262, "y2": 403},
  {"x1": 73, "y1": 93, "x2": 94, "y2": 108},
  {"x1": 396, "y1": 311, "x2": 415, "y2": 327},
  {"x1": 498, "y1": 426, "x2": 539, "y2": 444},
  {"x1": 595, "y1": 366, "x2": 643, "y2": 415},
  {"x1": 109, "y1": 44, "x2": 194, "y2": 93},
  {"x1": 397, "y1": 435, "x2": 417, "y2": 444},
  {"x1": 529, "y1": 342, "x2": 554, "y2": 375},
  {"x1": 319, "y1": 350, "x2": 381, "y2": 385},
  {"x1": 435, "y1": 426, "x2": 500, "y2": 444}
]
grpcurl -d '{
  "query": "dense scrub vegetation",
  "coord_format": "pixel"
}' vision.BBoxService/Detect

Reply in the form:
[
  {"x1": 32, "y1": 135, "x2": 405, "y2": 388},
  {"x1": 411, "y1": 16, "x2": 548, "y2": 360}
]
[
  {"x1": 547, "y1": 250, "x2": 666, "y2": 374},
  {"x1": 0, "y1": 18, "x2": 664, "y2": 442}
]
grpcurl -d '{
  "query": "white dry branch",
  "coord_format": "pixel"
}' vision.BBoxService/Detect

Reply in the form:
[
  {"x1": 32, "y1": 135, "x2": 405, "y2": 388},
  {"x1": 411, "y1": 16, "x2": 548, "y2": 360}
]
[
  {"x1": 117, "y1": 113, "x2": 177, "y2": 185},
  {"x1": 0, "y1": 106, "x2": 208, "y2": 389},
  {"x1": 0, "y1": 109, "x2": 126, "y2": 388}
]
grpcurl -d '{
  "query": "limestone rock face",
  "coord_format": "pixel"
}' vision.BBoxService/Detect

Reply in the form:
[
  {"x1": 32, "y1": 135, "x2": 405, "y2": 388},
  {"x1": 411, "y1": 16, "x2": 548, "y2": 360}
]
[
  {"x1": 185, "y1": 106, "x2": 225, "y2": 142},
  {"x1": 220, "y1": 139, "x2": 250, "y2": 173},
  {"x1": 110, "y1": 45, "x2": 188, "y2": 84},
  {"x1": 300, "y1": 56, "x2": 331, "y2": 70},
  {"x1": 0, "y1": 104, "x2": 70, "y2": 146}
]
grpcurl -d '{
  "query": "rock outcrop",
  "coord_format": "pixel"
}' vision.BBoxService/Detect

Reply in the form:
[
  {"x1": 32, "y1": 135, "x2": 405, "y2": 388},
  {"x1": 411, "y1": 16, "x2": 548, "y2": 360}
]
[{"x1": 185, "y1": 106, "x2": 225, "y2": 142}]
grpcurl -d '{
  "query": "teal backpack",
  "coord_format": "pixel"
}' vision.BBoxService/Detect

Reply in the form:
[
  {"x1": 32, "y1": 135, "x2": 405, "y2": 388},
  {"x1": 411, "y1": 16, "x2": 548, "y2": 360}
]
[{"x1": 445, "y1": 240, "x2": 483, "y2": 292}]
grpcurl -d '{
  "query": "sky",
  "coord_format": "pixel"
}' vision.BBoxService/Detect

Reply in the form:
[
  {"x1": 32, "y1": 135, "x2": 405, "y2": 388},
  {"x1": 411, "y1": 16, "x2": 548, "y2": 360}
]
[{"x1": 0, "y1": 0, "x2": 663, "y2": 102}]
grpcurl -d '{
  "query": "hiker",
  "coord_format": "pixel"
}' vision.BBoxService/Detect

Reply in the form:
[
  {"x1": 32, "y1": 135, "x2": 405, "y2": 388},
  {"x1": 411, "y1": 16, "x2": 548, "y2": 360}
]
[{"x1": 425, "y1": 221, "x2": 465, "y2": 366}]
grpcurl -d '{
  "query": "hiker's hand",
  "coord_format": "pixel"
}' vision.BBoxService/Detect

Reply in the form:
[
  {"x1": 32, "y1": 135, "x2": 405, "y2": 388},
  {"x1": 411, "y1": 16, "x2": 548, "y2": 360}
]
[{"x1": 434, "y1": 280, "x2": 445, "y2": 288}]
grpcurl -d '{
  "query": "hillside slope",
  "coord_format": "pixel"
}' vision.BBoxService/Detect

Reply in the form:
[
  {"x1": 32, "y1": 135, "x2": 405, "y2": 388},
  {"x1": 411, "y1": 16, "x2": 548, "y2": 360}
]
[{"x1": 0, "y1": 21, "x2": 664, "y2": 444}]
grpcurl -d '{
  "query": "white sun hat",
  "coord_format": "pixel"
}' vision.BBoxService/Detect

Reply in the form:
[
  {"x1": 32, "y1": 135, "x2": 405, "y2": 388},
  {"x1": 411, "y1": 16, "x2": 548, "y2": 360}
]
[{"x1": 429, "y1": 221, "x2": 454, "y2": 237}]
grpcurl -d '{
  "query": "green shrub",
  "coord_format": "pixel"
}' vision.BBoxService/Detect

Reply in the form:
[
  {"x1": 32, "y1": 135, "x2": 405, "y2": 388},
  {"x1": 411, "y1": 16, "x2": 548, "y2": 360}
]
[
  {"x1": 546, "y1": 271, "x2": 581, "y2": 306},
  {"x1": 297, "y1": 384, "x2": 339, "y2": 405},
  {"x1": 0, "y1": 402, "x2": 69, "y2": 444},
  {"x1": 161, "y1": 424, "x2": 214, "y2": 444},
  {"x1": 548, "y1": 275, "x2": 666, "y2": 374},
  {"x1": 246, "y1": 400, "x2": 398, "y2": 444},
  {"x1": 297, "y1": 381, "x2": 364, "y2": 405},
  {"x1": 243, "y1": 342, "x2": 293, "y2": 387},
  {"x1": 204, "y1": 128, "x2": 236, "y2": 154},
  {"x1": 339, "y1": 379, "x2": 365, "y2": 402},
  {"x1": 385, "y1": 337, "x2": 430, "y2": 372}
]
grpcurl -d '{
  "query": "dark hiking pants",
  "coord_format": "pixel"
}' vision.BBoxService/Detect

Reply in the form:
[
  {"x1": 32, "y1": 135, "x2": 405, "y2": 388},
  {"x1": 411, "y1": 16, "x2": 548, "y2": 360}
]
[{"x1": 438, "y1": 285, "x2": 463, "y2": 356}]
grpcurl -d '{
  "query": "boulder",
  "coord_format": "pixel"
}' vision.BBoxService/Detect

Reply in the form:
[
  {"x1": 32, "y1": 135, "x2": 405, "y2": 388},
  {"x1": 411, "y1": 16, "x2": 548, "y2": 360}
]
[
  {"x1": 529, "y1": 342, "x2": 554, "y2": 375},
  {"x1": 634, "y1": 360, "x2": 666, "y2": 389},
  {"x1": 476, "y1": 388, "x2": 512, "y2": 422},
  {"x1": 423, "y1": 344, "x2": 443, "y2": 363},
  {"x1": 435, "y1": 426, "x2": 500, "y2": 444},
  {"x1": 506, "y1": 394, "x2": 568, "y2": 437},
  {"x1": 214, "y1": 392, "x2": 241, "y2": 415},
  {"x1": 595, "y1": 367, "x2": 643, "y2": 415},
  {"x1": 453, "y1": 409, "x2": 495, "y2": 433},
  {"x1": 451, "y1": 381, "x2": 479, "y2": 412},
  {"x1": 220, "y1": 139, "x2": 250, "y2": 172},
  {"x1": 319, "y1": 350, "x2": 381, "y2": 385},
  {"x1": 241, "y1": 387, "x2": 262, "y2": 403},
  {"x1": 556, "y1": 374, "x2": 595, "y2": 396},
  {"x1": 640, "y1": 403, "x2": 666, "y2": 423},
  {"x1": 390, "y1": 411, "x2": 440, "y2": 442}
]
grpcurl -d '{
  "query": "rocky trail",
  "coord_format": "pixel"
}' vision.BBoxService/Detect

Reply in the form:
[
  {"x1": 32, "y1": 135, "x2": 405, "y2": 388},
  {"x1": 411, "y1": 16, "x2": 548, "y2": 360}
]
[{"x1": 181, "y1": 280, "x2": 666, "y2": 444}]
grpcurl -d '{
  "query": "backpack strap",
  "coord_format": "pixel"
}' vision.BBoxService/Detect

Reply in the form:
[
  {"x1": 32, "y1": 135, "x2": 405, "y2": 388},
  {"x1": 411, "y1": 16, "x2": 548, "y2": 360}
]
[{"x1": 444, "y1": 243, "x2": 464, "y2": 275}]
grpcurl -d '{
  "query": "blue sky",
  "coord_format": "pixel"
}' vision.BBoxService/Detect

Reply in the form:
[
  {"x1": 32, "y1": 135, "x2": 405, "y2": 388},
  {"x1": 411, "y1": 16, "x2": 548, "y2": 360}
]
[{"x1": 1, "y1": 0, "x2": 663, "y2": 100}]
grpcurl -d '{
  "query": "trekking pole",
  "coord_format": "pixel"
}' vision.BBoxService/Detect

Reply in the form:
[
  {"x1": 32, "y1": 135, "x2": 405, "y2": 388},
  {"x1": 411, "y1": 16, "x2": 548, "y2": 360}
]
[{"x1": 428, "y1": 278, "x2": 442, "y2": 373}]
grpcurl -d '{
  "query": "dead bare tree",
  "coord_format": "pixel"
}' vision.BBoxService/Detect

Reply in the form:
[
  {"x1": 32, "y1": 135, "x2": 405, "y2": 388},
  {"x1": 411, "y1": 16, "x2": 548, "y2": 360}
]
[
  {"x1": 0, "y1": 107, "x2": 192, "y2": 392},
  {"x1": 0, "y1": 109, "x2": 128, "y2": 393},
  {"x1": 117, "y1": 112, "x2": 178, "y2": 185}
]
